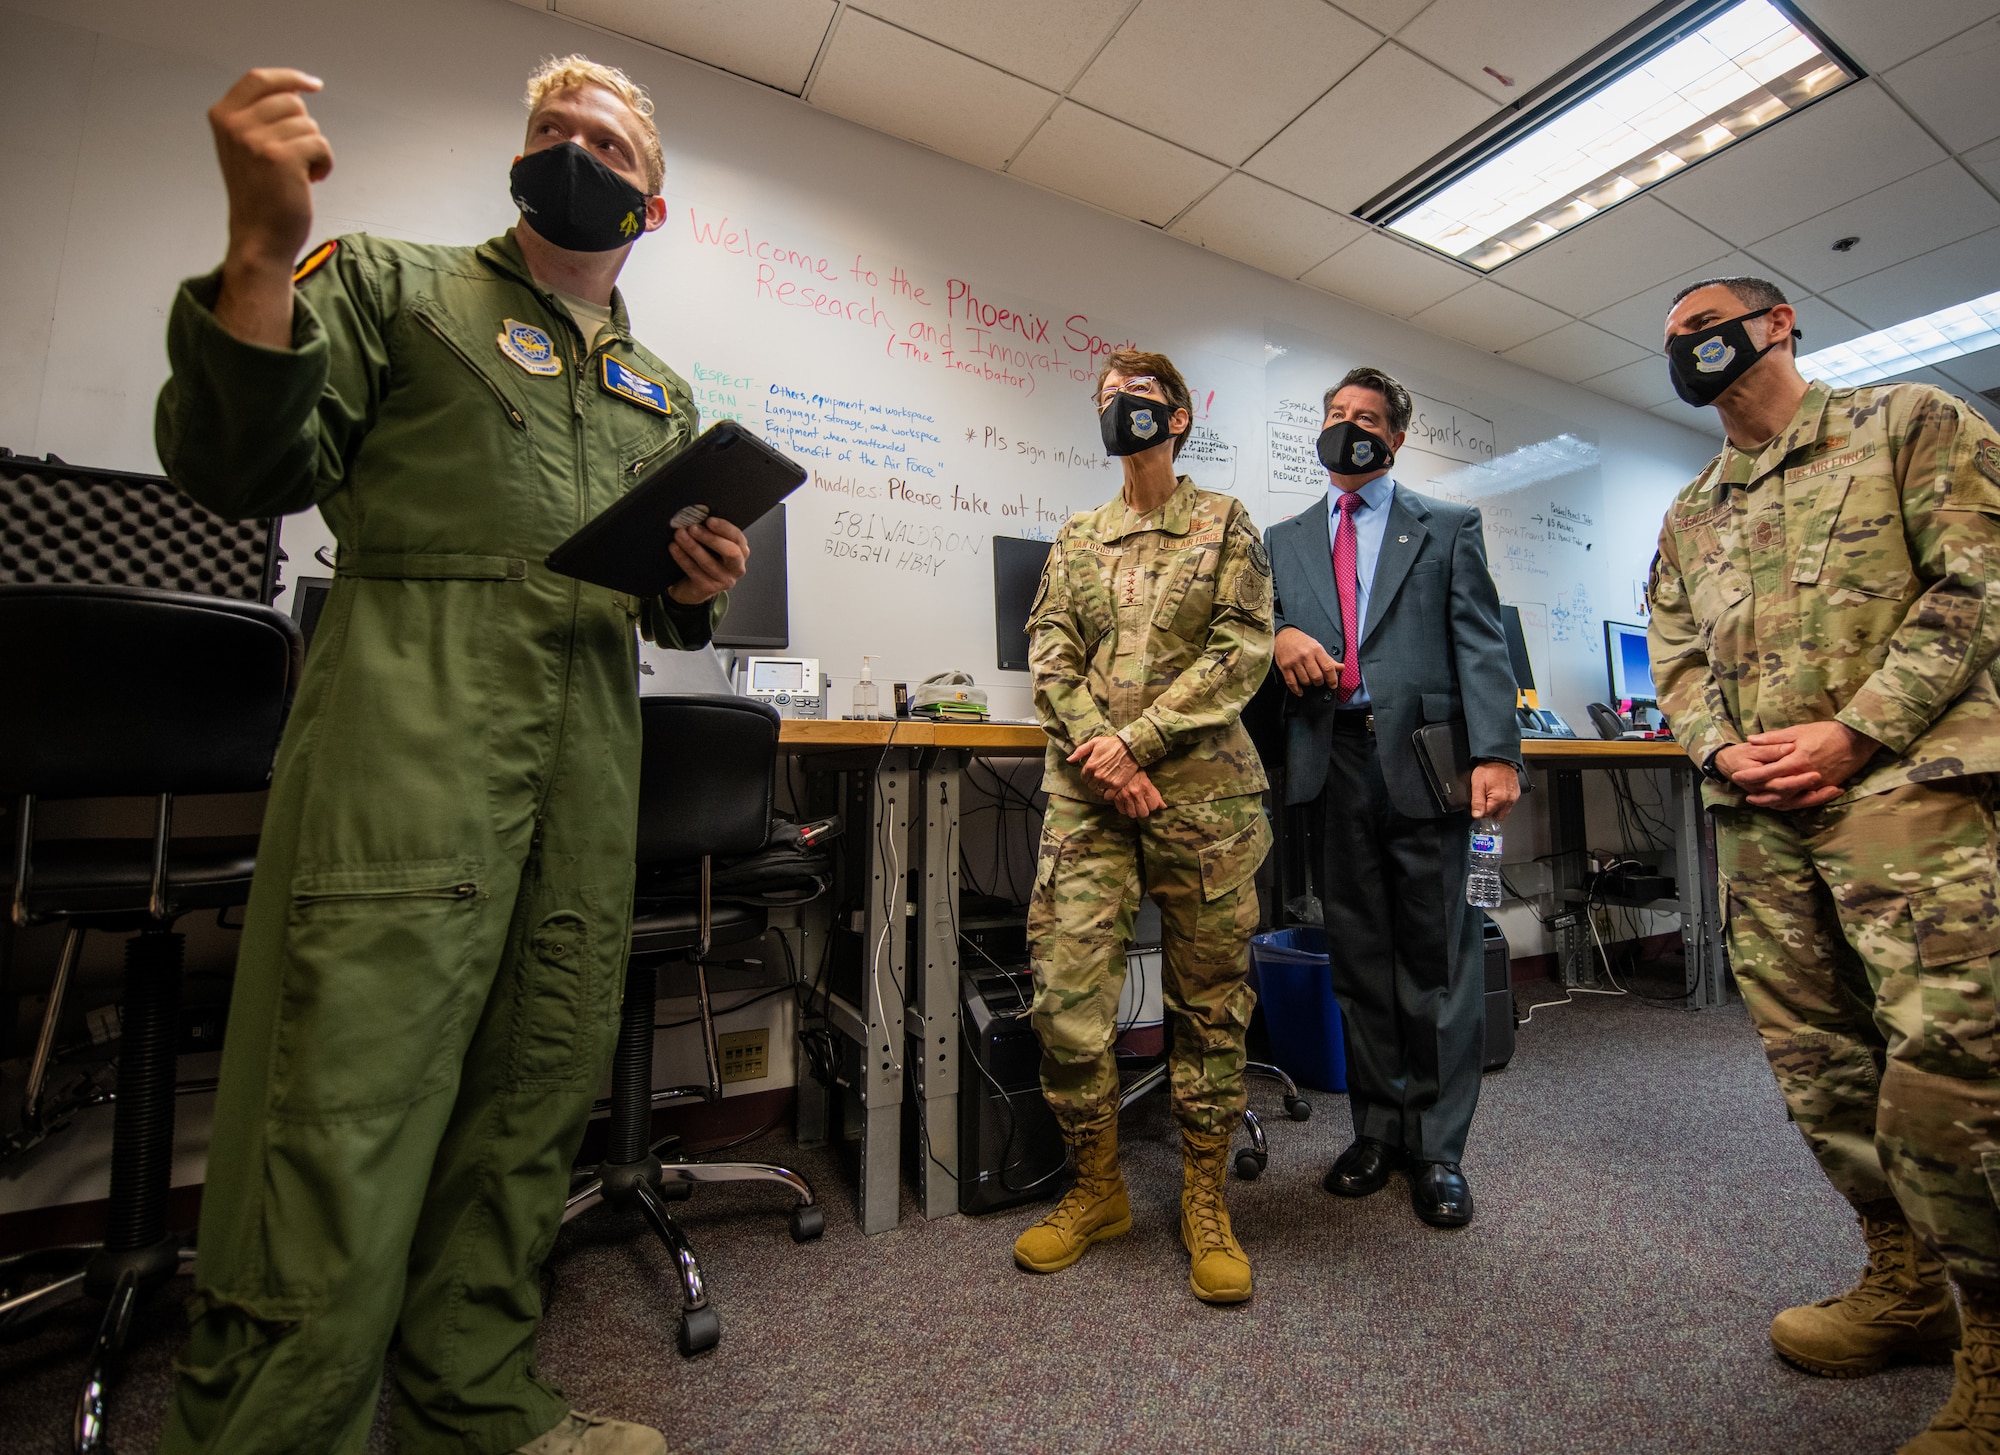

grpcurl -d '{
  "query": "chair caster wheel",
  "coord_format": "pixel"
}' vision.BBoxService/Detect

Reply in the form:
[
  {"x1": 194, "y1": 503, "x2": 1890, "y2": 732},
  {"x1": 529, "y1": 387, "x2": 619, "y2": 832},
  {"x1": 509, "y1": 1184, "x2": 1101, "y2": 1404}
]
[
  {"x1": 677, "y1": 1305, "x2": 720, "y2": 1356},
  {"x1": 1285, "y1": 1096, "x2": 1311, "y2": 1122},
  {"x1": 657, "y1": 1178, "x2": 694, "y2": 1203},
  {"x1": 1233, "y1": 1149, "x2": 1266, "y2": 1181},
  {"x1": 789, "y1": 1204, "x2": 824, "y2": 1242}
]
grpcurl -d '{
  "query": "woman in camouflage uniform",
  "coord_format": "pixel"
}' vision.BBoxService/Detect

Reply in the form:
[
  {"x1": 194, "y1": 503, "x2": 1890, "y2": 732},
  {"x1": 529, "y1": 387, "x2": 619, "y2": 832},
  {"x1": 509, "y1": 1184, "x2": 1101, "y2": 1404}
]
[{"x1": 1013, "y1": 349, "x2": 1275, "y2": 1304}]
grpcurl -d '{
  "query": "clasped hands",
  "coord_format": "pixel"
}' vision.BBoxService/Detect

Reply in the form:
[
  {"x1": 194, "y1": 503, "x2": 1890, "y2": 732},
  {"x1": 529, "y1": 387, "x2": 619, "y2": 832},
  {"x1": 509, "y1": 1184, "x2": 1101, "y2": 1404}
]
[
  {"x1": 1715, "y1": 721, "x2": 1878, "y2": 810},
  {"x1": 1069, "y1": 734, "x2": 1164, "y2": 819}
]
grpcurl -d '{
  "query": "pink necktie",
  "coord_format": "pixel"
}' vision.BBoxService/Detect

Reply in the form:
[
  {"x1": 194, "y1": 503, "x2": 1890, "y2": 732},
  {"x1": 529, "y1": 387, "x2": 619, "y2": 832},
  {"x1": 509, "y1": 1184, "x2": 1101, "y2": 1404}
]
[{"x1": 1332, "y1": 490, "x2": 1362, "y2": 703}]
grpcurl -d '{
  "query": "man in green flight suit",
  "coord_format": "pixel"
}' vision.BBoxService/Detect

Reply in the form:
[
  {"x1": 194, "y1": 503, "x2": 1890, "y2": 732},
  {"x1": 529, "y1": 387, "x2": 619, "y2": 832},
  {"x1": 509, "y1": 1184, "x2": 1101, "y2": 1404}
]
[
  {"x1": 152, "y1": 57, "x2": 746, "y2": 1455},
  {"x1": 1650, "y1": 276, "x2": 2000, "y2": 1454},
  {"x1": 1013, "y1": 349, "x2": 1274, "y2": 1305}
]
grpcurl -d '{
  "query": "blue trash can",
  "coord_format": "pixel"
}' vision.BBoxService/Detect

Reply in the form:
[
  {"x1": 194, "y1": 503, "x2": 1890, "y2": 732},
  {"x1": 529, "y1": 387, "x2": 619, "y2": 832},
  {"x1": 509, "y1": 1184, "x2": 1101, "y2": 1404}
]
[{"x1": 1248, "y1": 927, "x2": 1347, "y2": 1093}]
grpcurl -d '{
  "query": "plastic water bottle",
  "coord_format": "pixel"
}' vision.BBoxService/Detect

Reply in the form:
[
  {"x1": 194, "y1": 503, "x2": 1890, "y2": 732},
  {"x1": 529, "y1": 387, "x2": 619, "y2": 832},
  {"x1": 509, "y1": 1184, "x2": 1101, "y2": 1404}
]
[{"x1": 1467, "y1": 818, "x2": 1503, "y2": 908}]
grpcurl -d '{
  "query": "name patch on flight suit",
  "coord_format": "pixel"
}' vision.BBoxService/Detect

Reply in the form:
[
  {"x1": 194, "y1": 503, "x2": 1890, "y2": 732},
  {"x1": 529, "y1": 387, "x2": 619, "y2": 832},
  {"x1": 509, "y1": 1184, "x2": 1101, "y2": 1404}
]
[
  {"x1": 497, "y1": 319, "x2": 562, "y2": 377},
  {"x1": 601, "y1": 356, "x2": 672, "y2": 416}
]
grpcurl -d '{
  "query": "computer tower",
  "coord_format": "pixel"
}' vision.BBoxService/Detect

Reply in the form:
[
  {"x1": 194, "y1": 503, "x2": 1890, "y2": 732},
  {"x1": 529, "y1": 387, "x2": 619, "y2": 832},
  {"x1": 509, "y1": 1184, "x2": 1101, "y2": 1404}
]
[
  {"x1": 1482, "y1": 914, "x2": 1516, "y2": 1072},
  {"x1": 958, "y1": 969, "x2": 1066, "y2": 1215}
]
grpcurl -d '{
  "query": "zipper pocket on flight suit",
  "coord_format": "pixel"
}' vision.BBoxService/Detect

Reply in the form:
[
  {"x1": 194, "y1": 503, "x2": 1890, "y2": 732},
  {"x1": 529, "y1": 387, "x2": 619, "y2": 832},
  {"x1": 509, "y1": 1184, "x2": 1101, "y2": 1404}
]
[
  {"x1": 291, "y1": 881, "x2": 480, "y2": 905},
  {"x1": 628, "y1": 436, "x2": 681, "y2": 476},
  {"x1": 413, "y1": 312, "x2": 528, "y2": 432}
]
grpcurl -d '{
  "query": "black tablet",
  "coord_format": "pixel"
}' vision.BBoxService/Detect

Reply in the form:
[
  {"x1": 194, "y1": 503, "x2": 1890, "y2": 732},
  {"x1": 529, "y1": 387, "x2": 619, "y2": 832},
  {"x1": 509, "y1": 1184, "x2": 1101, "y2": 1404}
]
[{"x1": 545, "y1": 422, "x2": 806, "y2": 597}]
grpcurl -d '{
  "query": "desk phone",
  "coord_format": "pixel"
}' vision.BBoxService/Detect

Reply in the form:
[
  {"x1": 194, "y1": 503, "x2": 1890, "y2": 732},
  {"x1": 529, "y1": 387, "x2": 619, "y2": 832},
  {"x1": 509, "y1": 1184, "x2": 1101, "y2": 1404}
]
[
  {"x1": 740, "y1": 656, "x2": 825, "y2": 719},
  {"x1": 1517, "y1": 706, "x2": 1579, "y2": 739}
]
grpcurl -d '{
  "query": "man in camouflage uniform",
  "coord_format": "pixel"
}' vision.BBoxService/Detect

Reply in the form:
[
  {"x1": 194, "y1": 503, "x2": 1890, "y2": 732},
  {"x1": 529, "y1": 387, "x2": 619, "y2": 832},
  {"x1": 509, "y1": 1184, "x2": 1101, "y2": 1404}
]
[
  {"x1": 1015, "y1": 349, "x2": 1274, "y2": 1305},
  {"x1": 1650, "y1": 277, "x2": 2000, "y2": 1453}
]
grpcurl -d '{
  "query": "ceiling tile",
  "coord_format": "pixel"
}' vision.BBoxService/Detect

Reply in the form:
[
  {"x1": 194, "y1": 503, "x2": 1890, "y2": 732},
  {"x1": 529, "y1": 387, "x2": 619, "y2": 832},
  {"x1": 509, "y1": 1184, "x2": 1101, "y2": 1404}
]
[
  {"x1": 1168, "y1": 173, "x2": 1370, "y2": 278},
  {"x1": 1938, "y1": 341, "x2": 2000, "y2": 393},
  {"x1": 1395, "y1": 0, "x2": 1661, "y2": 103},
  {"x1": 1969, "y1": 138, "x2": 2000, "y2": 190},
  {"x1": 1244, "y1": 43, "x2": 1499, "y2": 212},
  {"x1": 1786, "y1": 295, "x2": 1874, "y2": 353},
  {"x1": 853, "y1": 0, "x2": 1129, "y2": 90},
  {"x1": 1793, "y1": 0, "x2": 2000, "y2": 73},
  {"x1": 1299, "y1": 229, "x2": 1478, "y2": 317},
  {"x1": 1502, "y1": 320, "x2": 1651, "y2": 385},
  {"x1": 1406, "y1": 280, "x2": 1569, "y2": 352},
  {"x1": 1334, "y1": 0, "x2": 1427, "y2": 32},
  {"x1": 1883, "y1": 20, "x2": 2000, "y2": 152},
  {"x1": 1744, "y1": 161, "x2": 2000, "y2": 293},
  {"x1": 1068, "y1": 0, "x2": 1379, "y2": 166},
  {"x1": 1581, "y1": 355, "x2": 1678, "y2": 411},
  {"x1": 1495, "y1": 196, "x2": 1732, "y2": 316},
  {"x1": 807, "y1": 10, "x2": 1057, "y2": 169},
  {"x1": 1652, "y1": 82, "x2": 1946, "y2": 247},
  {"x1": 1825, "y1": 224, "x2": 2000, "y2": 327},
  {"x1": 556, "y1": 0, "x2": 835, "y2": 93},
  {"x1": 1585, "y1": 250, "x2": 1797, "y2": 347},
  {"x1": 1008, "y1": 102, "x2": 1228, "y2": 226}
]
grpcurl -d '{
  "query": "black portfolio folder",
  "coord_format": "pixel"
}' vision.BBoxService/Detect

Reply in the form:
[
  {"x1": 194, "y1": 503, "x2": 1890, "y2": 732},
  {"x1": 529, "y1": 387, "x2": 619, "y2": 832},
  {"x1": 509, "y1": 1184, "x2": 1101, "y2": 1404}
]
[
  {"x1": 1413, "y1": 718, "x2": 1474, "y2": 816},
  {"x1": 545, "y1": 422, "x2": 805, "y2": 597}
]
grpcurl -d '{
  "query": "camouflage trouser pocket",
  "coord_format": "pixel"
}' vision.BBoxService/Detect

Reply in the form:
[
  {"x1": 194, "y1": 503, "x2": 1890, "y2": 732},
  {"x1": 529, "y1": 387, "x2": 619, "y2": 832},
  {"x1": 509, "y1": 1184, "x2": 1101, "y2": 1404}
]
[
  {"x1": 1034, "y1": 823, "x2": 1068, "y2": 892},
  {"x1": 1911, "y1": 876, "x2": 2000, "y2": 1079},
  {"x1": 1196, "y1": 811, "x2": 1272, "y2": 903}
]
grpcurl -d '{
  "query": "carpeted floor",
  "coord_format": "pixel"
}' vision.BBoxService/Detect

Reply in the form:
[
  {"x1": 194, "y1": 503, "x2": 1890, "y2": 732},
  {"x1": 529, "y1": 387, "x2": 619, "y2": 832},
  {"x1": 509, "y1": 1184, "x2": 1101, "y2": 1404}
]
[{"x1": 0, "y1": 985, "x2": 1953, "y2": 1454}]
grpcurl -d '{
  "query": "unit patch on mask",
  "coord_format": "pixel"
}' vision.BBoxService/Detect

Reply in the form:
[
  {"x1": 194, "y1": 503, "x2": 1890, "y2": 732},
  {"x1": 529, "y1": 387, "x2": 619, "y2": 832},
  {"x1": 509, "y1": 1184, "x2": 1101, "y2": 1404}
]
[
  {"x1": 602, "y1": 356, "x2": 672, "y2": 415},
  {"x1": 1692, "y1": 336, "x2": 1736, "y2": 373},
  {"x1": 497, "y1": 319, "x2": 562, "y2": 377}
]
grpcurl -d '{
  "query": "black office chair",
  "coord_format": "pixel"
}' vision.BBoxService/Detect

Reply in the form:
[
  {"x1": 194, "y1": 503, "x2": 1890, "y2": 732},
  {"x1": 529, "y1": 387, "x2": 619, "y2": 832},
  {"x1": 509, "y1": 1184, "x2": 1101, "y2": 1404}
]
[
  {"x1": 0, "y1": 582, "x2": 300, "y2": 1451},
  {"x1": 563, "y1": 695, "x2": 822, "y2": 1357}
]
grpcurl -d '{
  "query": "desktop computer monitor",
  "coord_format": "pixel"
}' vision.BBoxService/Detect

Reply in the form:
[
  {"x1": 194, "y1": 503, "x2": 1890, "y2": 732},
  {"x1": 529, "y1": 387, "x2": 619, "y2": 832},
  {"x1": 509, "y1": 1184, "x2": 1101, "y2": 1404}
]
[
  {"x1": 1604, "y1": 618, "x2": 1656, "y2": 704},
  {"x1": 993, "y1": 535, "x2": 1053, "y2": 673},
  {"x1": 1499, "y1": 604, "x2": 1534, "y2": 695},
  {"x1": 713, "y1": 504, "x2": 789, "y2": 651}
]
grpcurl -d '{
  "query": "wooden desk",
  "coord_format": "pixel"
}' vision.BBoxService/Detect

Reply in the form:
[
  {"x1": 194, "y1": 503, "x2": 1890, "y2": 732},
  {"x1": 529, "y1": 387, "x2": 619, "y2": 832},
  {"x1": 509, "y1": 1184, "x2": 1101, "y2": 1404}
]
[{"x1": 778, "y1": 719, "x2": 1721, "y2": 1234}]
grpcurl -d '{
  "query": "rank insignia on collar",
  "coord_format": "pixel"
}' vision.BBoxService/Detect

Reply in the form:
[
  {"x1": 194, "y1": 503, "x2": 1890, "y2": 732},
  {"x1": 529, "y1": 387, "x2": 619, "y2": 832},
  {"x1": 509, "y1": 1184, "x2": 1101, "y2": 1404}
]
[
  {"x1": 292, "y1": 239, "x2": 339, "y2": 284},
  {"x1": 497, "y1": 319, "x2": 562, "y2": 377},
  {"x1": 602, "y1": 355, "x2": 672, "y2": 416}
]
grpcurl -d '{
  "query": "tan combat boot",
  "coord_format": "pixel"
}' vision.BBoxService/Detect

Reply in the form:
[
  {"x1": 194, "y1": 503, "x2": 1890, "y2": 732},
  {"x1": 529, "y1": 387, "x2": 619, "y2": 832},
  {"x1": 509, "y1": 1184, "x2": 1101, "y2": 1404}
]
[
  {"x1": 1013, "y1": 1113, "x2": 1132, "y2": 1273},
  {"x1": 1180, "y1": 1127, "x2": 1252, "y2": 1305},
  {"x1": 1899, "y1": 1284, "x2": 2000, "y2": 1454},
  {"x1": 1771, "y1": 1206, "x2": 1960, "y2": 1377},
  {"x1": 513, "y1": 1411, "x2": 667, "y2": 1455}
]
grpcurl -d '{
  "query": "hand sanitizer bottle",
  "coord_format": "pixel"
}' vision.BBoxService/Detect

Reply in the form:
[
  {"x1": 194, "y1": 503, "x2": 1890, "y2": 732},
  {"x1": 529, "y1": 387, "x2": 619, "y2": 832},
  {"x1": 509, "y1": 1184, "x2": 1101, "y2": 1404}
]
[{"x1": 851, "y1": 655, "x2": 879, "y2": 720}]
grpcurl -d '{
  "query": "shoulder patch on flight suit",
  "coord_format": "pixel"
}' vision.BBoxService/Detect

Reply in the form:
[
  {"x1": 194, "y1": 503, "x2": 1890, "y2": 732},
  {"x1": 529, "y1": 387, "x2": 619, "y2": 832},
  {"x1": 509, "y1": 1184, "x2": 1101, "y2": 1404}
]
[
  {"x1": 601, "y1": 355, "x2": 672, "y2": 416},
  {"x1": 497, "y1": 319, "x2": 562, "y2": 377},
  {"x1": 292, "y1": 239, "x2": 338, "y2": 285}
]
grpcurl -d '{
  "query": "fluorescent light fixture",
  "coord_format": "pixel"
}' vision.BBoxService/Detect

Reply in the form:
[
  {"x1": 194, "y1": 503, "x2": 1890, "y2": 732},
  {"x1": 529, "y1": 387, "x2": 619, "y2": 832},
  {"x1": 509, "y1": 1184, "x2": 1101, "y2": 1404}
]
[
  {"x1": 1432, "y1": 435, "x2": 1601, "y2": 499},
  {"x1": 1373, "y1": 0, "x2": 1856, "y2": 272},
  {"x1": 1798, "y1": 289, "x2": 2000, "y2": 388}
]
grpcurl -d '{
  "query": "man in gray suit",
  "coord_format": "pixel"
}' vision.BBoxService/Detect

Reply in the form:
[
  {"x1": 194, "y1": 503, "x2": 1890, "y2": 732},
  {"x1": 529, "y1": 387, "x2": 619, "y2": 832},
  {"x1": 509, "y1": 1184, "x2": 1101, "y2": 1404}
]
[{"x1": 1265, "y1": 365, "x2": 1521, "y2": 1228}]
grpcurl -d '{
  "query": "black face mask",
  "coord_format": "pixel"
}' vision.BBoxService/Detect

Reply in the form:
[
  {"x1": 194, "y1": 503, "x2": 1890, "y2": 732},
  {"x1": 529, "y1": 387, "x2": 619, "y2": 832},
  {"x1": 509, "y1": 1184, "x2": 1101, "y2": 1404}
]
[
  {"x1": 1100, "y1": 392, "x2": 1181, "y2": 457},
  {"x1": 1667, "y1": 307, "x2": 1794, "y2": 407},
  {"x1": 1317, "y1": 420, "x2": 1394, "y2": 476},
  {"x1": 509, "y1": 142, "x2": 650, "y2": 253}
]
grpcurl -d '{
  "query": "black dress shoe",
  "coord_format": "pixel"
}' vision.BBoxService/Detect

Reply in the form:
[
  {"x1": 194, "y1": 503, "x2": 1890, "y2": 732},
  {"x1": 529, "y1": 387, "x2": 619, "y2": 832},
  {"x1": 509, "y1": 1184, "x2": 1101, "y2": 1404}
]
[
  {"x1": 1411, "y1": 1161, "x2": 1474, "y2": 1228},
  {"x1": 1323, "y1": 1137, "x2": 1406, "y2": 1197}
]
